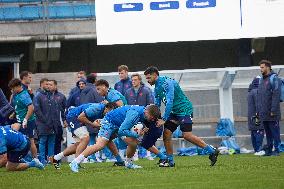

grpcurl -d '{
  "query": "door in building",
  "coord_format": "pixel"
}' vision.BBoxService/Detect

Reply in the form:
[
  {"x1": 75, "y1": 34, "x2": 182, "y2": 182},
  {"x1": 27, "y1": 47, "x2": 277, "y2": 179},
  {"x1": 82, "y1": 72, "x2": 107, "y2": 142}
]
[{"x1": 0, "y1": 62, "x2": 13, "y2": 99}]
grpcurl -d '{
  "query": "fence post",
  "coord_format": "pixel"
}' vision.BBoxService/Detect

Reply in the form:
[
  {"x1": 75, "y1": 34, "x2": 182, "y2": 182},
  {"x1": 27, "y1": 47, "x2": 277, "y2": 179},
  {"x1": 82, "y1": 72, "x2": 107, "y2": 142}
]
[{"x1": 219, "y1": 70, "x2": 236, "y2": 122}]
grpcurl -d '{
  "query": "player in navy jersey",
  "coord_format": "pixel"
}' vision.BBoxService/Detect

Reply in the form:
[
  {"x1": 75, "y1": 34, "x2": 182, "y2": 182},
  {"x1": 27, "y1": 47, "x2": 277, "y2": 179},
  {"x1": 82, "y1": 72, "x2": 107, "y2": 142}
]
[
  {"x1": 0, "y1": 123, "x2": 44, "y2": 171},
  {"x1": 50, "y1": 102, "x2": 120, "y2": 169},
  {"x1": 70, "y1": 104, "x2": 167, "y2": 172}
]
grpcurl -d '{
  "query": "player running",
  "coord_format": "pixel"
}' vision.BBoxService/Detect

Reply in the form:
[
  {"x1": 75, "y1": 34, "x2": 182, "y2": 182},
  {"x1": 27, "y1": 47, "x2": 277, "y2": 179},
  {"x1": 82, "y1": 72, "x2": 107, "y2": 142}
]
[{"x1": 144, "y1": 66, "x2": 219, "y2": 167}]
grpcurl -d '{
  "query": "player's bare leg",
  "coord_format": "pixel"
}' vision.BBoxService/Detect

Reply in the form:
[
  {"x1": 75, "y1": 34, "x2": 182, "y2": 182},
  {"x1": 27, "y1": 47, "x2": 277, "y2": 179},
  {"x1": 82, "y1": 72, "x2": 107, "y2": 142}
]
[
  {"x1": 50, "y1": 143, "x2": 79, "y2": 169},
  {"x1": 29, "y1": 138, "x2": 38, "y2": 159},
  {"x1": 70, "y1": 137, "x2": 109, "y2": 172},
  {"x1": 183, "y1": 132, "x2": 207, "y2": 148},
  {"x1": 6, "y1": 159, "x2": 44, "y2": 171},
  {"x1": 6, "y1": 162, "x2": 29, "y2": 171},
  {"x1": 75, "y1": 136, "x2": 90, "y2": 157},
  {"x1": 107, "y1": 140, "x2": 125, "y2": 166},
  {"x1": 163, "y1": 129, "x2": 174, "y2": 156}
]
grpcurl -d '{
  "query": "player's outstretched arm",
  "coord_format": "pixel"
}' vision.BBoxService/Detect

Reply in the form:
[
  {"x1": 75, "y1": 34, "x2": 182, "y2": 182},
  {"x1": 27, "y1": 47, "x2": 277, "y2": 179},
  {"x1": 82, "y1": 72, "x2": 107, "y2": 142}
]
[{"x1": 78, "y1": 112, "x2": 98, "y2": 128}]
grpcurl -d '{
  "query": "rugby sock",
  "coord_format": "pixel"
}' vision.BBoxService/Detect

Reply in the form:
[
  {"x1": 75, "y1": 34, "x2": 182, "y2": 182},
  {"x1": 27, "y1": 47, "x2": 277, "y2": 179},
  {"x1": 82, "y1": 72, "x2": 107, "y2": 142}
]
[
  {"x1": 54, "y1": 152, "x2": 65, "y2": 161},
  {"x1": 167, "y1": 154, "x2": 174, "y2": 163},
  {"x1": 157, "y1": 152, "x2": 167, "y2": 160},
  {"x1": 119, "y1": 149, "x2": 125, "y2": 159},
  {"x1": 115, "y1": 155, "x2": 123, "y2": 163},
  {"x1": 95, "y1": 152, "x2": 100, "y2": 159},
  {"x1": 204, "y1": 145, "x2": 215, "y2": 154},
  {"x1": 75, "y1": 154, "x2": 86, "y2": 164}
]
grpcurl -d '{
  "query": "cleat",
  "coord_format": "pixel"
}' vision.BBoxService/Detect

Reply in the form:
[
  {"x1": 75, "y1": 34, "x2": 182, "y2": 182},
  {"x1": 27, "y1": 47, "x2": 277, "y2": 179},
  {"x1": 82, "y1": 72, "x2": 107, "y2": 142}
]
[
  {"x1": 49, "y1": 156, "x2": 60, "y2": 170},
  {"x1": 125, "y1": 162, "x2": 142, "y2": 169},
  {"x1": 32, "y1": 158, "x2": 45, "y2": 170},
  {"x1": 209, "y1": 149, "x2": 220, "y2": 166},
  {"x1": 159, "y1": 159, "x2": 175, "y2": 167},
  {"x1": 157, "y1": 159, "x2": 164, "y2": 165},
  {"x1": 113, "y1": 161, "x2": 125, "y2": 166},
  {"x1": 254, "y1": 150, "x2": 265, "y2": 156},
  {"x1": 69, "y1": 161, "x2": 79, "y2": 173}
]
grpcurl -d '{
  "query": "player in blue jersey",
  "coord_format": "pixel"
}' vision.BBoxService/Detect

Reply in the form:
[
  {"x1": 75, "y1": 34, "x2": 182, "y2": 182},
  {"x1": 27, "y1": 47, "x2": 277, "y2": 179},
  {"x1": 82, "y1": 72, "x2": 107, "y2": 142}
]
[
  {"x1": 144, "y1": 66, "x2": 219, "y2": 167},
  {"x1": 95, "y1": 79, "x2": 128, "y2": 159},
  {"x1": 0, "y1": 123, "x2": 44, "y2": 171},
  {"x1": 95, "y1": 79, "x2": 127, "y2": 106},
  {"x1": 70, "y1": 104, "x2": 166, "y2": 172},
  {"x1": 49, "y1": 102, "x2": 119, "y2": 169}
]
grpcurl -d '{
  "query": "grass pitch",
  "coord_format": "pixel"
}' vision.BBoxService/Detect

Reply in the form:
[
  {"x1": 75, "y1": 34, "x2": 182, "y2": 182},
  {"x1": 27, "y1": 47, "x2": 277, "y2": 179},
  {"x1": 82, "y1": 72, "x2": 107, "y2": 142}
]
[{"x1": 1, "y1": 154, "x2": 284, "y2": 189}]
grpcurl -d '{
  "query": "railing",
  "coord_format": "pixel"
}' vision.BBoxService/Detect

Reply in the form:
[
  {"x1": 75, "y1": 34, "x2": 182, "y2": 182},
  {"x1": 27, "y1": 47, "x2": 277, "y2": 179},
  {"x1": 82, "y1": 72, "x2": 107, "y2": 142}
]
[{"x1": 97, "y1": 65, "x2": 284, "y2": 123}]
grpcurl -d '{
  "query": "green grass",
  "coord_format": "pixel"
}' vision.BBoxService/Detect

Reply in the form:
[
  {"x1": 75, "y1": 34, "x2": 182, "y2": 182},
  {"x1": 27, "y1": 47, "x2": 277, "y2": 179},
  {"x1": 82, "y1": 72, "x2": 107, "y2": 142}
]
[{"x1": 1, "y1": 154, "x2": 284, "y2": 189}]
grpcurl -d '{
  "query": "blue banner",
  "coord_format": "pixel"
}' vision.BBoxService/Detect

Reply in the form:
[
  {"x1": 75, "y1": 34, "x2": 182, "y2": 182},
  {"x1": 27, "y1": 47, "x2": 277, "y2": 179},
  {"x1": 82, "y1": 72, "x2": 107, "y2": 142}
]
[
  {"x1": 114, "y1": 3, "x2": 143, "y2": 12},
  {"x1": 150, "y1": 1, "x2": 179, "y2": 10},
  {"x1": 186, "y1": 0, "x2": 216, "y2": 8}
]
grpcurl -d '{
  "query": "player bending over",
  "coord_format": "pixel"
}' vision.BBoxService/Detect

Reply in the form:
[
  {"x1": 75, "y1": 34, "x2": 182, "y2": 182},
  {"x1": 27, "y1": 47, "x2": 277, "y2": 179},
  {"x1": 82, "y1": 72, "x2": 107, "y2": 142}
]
[
  {"x1": 50, "y1": 102, "x2": 120, "y2": 169},
  {"x1": 118, "y1": 104, "x2": 168, "y2": 169},
  {"x1": 69, "y1": 105, "x2": 166, "y2": 172},
  {"x1": 0, "y1": 123, "x2": 44, "y2": 171}
]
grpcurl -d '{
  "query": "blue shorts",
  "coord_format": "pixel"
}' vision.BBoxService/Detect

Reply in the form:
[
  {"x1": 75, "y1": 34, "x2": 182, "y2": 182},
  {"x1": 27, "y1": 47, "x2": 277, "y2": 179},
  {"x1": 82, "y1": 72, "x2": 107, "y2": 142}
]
[
  {"x1": 98, "y1": 119, "x2": 118, "y2": 141},
  {"x1": 67, "y1": 116, "x2": 82, "y2": 135},
  {"x1": 7, "y1": 139, "x2": 30, "y2": 163},
  {"x1": 165, "y1": 114, "x2": 193, "y2": 133},
  {"x1": 19, "y1": 120, "x2": 36, "y2": 138},
  {"x1": 141, "y1": 127, "x2": 163, "y2": 149}
]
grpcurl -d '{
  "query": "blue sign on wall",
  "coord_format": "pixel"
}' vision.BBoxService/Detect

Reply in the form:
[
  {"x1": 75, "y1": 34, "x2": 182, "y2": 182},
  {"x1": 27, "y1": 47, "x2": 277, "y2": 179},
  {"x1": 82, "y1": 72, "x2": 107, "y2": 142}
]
[
  {"x1": 150, "y1": 1, "x2": 179, "y2": 10},
  {"x1": 114, "y1": 3, "x2": 143, "y2": 12},
  {"x1": 186, "y1": 0, "x2": 216, "y2": 8}
]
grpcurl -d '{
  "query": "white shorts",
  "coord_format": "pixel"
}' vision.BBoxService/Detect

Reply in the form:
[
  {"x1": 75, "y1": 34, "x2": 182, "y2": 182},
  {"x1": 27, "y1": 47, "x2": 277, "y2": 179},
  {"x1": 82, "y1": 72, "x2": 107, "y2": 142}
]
[{"x1": 73, "y1": 126, "x2": 89, "y2": 143}]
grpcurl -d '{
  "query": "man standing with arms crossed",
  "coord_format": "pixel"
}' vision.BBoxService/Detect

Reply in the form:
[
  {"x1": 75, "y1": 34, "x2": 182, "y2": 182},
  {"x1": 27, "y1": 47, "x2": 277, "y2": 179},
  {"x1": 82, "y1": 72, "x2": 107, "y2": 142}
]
[{"x1": 144, "y1": 66, "x2": 219, "y2": 167}]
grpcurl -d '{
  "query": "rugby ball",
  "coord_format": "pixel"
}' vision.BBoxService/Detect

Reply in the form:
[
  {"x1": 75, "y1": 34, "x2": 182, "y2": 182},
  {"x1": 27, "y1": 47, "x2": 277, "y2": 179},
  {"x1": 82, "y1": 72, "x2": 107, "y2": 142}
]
[{"x1": 131, "y1": 123, "x2": 144, "y2": 134}]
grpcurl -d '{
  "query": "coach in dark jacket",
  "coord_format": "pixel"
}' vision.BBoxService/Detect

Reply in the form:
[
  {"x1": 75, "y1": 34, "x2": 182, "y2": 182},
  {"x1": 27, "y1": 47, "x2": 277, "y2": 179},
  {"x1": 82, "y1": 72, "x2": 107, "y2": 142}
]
[
  {"x1": 0, "y1": 88, "x2": 13, "y2": 125},
  {"x1": 34, "y1": 89, "x2": 58, "y2": 135},
  {"x1": 0, "y1": 88, "x2": 8, "y2": 109},
  {"x1": 257, "y1": 60, "x2": 281, "y2": 155},
  {"x1": 68, "y1": 71, "x2": 86, "y2": 98},
  {"x1": 33, "y1": 85, "x2": 56, "y2": 163},
  {"x1": 67, "y1": 78, "x2": 86, "y2": 108},
  {"x1": 125, "y1": 74, "x2": 154, "y2": 106},
  {"x1": 247, "y1": 76, "x2": 264, "y2": 153},
  {"x1": 80, "y1": 74, "x2": 103, "y2": 104},
  {"x1": 48, "y1": 80, "x2": 67, "y2": 155},
  {"x1": 79, "y1": 74, "x2": 103, "y2": 146},
  {"x1": 114, "y1": 65, "x2": 132, "y2": 96}
]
